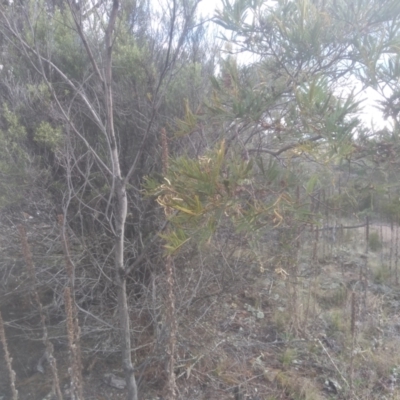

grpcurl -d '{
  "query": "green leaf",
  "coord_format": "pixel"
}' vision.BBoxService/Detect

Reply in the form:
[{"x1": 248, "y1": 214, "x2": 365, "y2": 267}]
[
  {"x1": 210, "y1": 76, "x2": 221, "y2": 90},
  {"x1": 306, "y1": 175, "x2": 318, "y2": 195}
]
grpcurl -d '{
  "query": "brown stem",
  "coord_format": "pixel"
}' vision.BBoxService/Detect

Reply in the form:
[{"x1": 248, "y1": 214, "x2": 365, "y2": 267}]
[
  {"x1": 64, "y1": 287, "x2": 84, "y2": 400},
  {"x1": 165, "y1": 254, "x2": 177, "y2": 400},
  {"x1": 57, "y1": 216, "x2": 83, "y2": 399}
]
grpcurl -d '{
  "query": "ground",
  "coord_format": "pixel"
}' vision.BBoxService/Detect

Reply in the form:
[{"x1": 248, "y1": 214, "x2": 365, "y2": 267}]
[{"x1": 1, "y1": 221, "x2": 400, "y2": 399}]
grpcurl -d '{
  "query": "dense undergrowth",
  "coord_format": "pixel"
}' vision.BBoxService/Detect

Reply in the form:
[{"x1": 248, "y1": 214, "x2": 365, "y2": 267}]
[{"x1": 2, "y1": 209, "x2": 400, "y2": 399}]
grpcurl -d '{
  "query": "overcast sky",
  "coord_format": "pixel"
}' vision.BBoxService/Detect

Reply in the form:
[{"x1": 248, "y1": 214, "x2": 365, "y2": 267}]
[{"x1": 198, "y1": 0, "x2": 394, "y2": 132}]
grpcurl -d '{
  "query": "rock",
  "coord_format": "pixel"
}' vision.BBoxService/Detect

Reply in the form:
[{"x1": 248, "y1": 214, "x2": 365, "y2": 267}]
[
  {"x1": 263, "y1": 368, "x2": 282, "y2": 383},
  {"x1": 388, "y1": 300, "x2": 400, "y2": 309},
  {"x1": 369, "y1": 284, "x2": 392, "y2": 296},
  {"x1": 324, "y1": 378, "x2": 342, "y2": 393},
  {"x1": 298, "y1": 263, "x2": 312, "y2": 276},
  {"x1": 320, "y1": 281, "x2": 342, "y2": 290},
  {"x1": 343, "y1": 260, "x2": 359, "y2": 268},
  {"x1": 102, "y1": 373, "x2": 126, "y2": 390},
  {"x1": 244, "y1": 304, "x2": 264, "y2": 319},
  {"x1": 244, "y1": 304, "x2": 255, "y2": 312}
]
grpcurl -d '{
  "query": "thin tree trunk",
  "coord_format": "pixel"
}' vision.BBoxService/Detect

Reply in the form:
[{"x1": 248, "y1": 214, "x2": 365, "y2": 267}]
[
  {"x1": 115, "y1": 179, "x2": 138, "y2": 400},
  {"x1": 103, "y1": 1, "x2": 138, "y2": 397}
]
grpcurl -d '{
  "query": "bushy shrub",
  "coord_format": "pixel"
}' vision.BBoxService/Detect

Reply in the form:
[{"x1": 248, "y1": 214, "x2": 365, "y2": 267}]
[{"x1": 368, "y1": 232, "x2": 382, "y2": 252}]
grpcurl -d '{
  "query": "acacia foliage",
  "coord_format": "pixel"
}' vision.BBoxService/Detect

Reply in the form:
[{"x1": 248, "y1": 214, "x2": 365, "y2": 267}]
[{"x1": 149, "y1": 0, "x2": 400, "y2": 251}]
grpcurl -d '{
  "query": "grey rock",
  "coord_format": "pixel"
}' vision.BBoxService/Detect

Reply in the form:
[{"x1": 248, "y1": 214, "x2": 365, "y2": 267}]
[
  {"x1": 324, "y1": 378, "x2": 342, "y2": 393},
  {"x1": 343, "y1": 260, "x2": 359, "y2": 268},
  {"x1": 245, "y1": 304, "x2": 265, "y2": 319},
  {"x1": 320, "y1": 281, "x2": 342, "y2": 290},
  {"x1": 388, "y1": 300, "x2": 400, "y2": 309},
  {"x1": 244, "y1": 304, "x2": 255, "y2": 312},
  {"x1": 369, "y1": 284, "x2": 392, "y2": 296},
  {"x1": 103, "y1": 373, "x2": 126, "y2": 390}
]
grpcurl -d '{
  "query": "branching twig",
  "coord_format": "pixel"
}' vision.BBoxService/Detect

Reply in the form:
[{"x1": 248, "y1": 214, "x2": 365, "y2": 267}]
[{"x1": 317, "y1": 338, "x2": 361, "y2": 399}]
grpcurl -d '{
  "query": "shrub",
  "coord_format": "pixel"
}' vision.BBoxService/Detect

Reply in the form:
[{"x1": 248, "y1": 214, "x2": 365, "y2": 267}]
[
  {"x1": 373, "y1": 265, "x2": 390, "y2": 284},
  {"x1": 368, "y1": 232, "x2": 382, "y2": 252}
]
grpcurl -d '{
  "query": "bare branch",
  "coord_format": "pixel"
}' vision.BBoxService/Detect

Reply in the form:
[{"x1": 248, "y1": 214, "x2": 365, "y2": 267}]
[
  {"x1": 248, "y1": 135, "x2": 323, "y2": 157},
  {"x1": 67, "y1": 0, "x2": 105, "y2": 84}
]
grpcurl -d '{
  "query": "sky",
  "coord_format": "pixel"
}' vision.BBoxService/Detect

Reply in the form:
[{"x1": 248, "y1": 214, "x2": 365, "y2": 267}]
[
  {"x1": 196, "y1": 0, "x2": 392, "y2": 132},
  {"x1": 355, "y1": 87, "x2": 390, "y2": 131}
]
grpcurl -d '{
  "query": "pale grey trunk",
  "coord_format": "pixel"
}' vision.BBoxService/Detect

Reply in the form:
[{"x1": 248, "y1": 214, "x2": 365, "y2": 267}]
[
  {"x1": 114, "y1": 179, "x2": 138, "y2": 400},
  {"x1": 104, "y1": 2, "x2": 138, "y2": 398}
]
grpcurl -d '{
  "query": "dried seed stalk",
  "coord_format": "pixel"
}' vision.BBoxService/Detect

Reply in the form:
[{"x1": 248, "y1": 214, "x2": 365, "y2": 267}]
[
  {"x1": 64, "y1": 287, "x2": 84, "y2": 399},
  {"x1": 58, "y1": 215, "x2": 84, "y2": 399},
  {"x1": 161, "y1": 127, "x2": 177, "y2": 399},
  {"x1": 18, "y1": 225, "x2": 63, "y2": 400}
]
